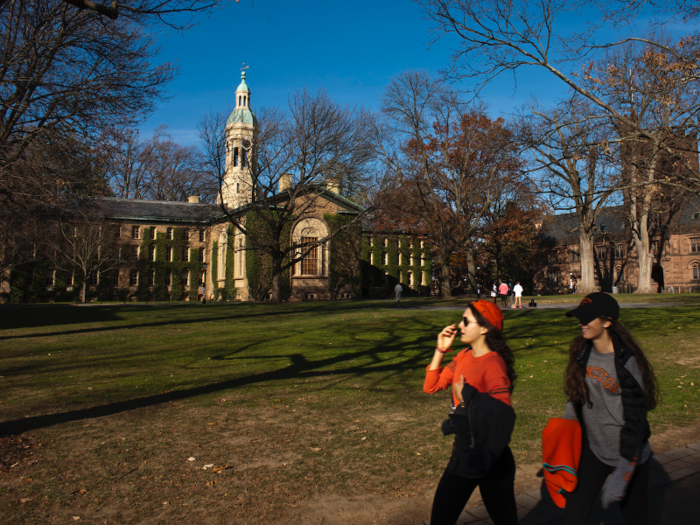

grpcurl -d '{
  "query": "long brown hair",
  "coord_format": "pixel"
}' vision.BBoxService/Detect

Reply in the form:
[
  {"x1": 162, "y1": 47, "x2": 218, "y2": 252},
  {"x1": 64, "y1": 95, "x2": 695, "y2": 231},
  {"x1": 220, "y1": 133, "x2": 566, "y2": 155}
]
[
  {"x1": 564, "y1": 319, "x2": 658, "y2": 409},
  {"x1": 468, "y1": 304, "x2": 518, "y2": 390}
]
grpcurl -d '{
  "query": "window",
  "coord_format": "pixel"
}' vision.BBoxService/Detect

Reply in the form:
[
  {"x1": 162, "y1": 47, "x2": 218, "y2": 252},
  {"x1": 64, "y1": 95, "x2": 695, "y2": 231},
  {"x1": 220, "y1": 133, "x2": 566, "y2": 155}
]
[
  {"x1": 166, "y1": 227, "x2": 173, "y2": 240},
  {"x1": 89, "y1": 272, "x2": 98, "y2": 286},
  {"x1": 130, "y1": 270, "x2": 138, "y2": 286},
  {"x1": 233, "y1": 147, "x2": 239, "y2": 167},
  {"x1": 182, "y1": 246, "x2": 189, "y2": 262},
  {"x1": 301, "y1": 237, "x2": 319, "y2": 275},
  {"x1": 547, "y1": 251, "x2": 558, "y2": 264},
  {"x1": 692, "y1": 212, "x2": 700, "y2": 220},
  {"x1": 407, "y1": 271, "x2": 412, "y2": 286},
  {"x1": 45, "y1": 270, "x2": 54, "y2": 286},
  {"x1": 383, "y1": 238, "x2": 388, "y2": 247},
  {"x1": 382, "y1": 252, "x2": 387, "y2": 265},
  {"x1": 148, "y1": 228, "x2": 156, "y2": 240},
  {"x1": 149, "y1": 245, "x2": 156, "y2": 262},
  {"x1": 242, "y1": 149, "x2": 247, "y2": 168},
  {"x1": 694, "y1": 263, "x2": 700, "y2": 280},
  {"x1": 112, "y1": 269, "x2": 120, "y2": 285},
  {"x1": 115, "y1": 226, "x2": 122, "y2": 238},
  {"x1": 570, "y1": 250, "x2": 580, "y2": 263},
  {"x1": 198, "y1": 248, "x2": 204, "y2": 263},
  {"x1": 66, "y1": 272, "x2": 73, "y2": 286},
  {"x1": 199, "y1": 271, "x2": 206, "y2": 286},
  {"x1": 615, "y1": 244, "x2": 625, "y2": 258},
  {"x1": 408, "y1": 254, "x2": 413, "y2": 266},
  {"x1": 617, "y1": 267, "x2": 625, "y2": 282},
  {"x1": 165, "y1": 269, "x2": 172, "y2": 286},
  {"x1": 131, "y1": 226, "x2": 140, "y2": 239},
  {"x1": 407, "y1": 239, "x2": 413, "y2": 249},
  {"x1": 199, "y1": 229, "x2": 205, "y2": 242},
  {"x1": 596, "y1": 246, "x2": 607, "y2": 259},
  {"x1": 368, "y1": 236, "x2": 373, "y2": 247},
  {"x1": 147, "y1": 269, "x2": 155, "y2": 286},
  {"x1": 236, "y1": 182, "x2": 240, "y2": 193},
  {"x1": 181, "y1": 270, "x2": 189, "y2": 286},
  {"x1": 166, "y1": 246, "x2": 172, "y2": 262},
  {"x1": 131, "y1": 246, "x2": 139, "y2": 261},
  {"x1": 651, "y1": 240, "x2": 660, "y2": 253},
  {"x1": 691, "y1": 238, "x2": 700, "y2": 253},
  {"x1": 546, "y1": 272, "x2": 558, "y2": 285}
]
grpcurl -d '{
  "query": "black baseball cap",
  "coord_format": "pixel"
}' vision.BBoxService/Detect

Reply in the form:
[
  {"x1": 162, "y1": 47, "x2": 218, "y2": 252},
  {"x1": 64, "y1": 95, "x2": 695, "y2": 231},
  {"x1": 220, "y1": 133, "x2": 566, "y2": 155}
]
[{"x1": 566, "y1": 292, "x2": 620, "y2": 325}]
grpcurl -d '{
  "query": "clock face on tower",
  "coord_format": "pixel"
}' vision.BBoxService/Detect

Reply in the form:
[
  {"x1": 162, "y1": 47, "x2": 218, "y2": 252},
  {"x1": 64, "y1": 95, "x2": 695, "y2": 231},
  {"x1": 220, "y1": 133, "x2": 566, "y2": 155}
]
[{"x1": 241, "y1": 138, "x2": 252, "y2": 150}]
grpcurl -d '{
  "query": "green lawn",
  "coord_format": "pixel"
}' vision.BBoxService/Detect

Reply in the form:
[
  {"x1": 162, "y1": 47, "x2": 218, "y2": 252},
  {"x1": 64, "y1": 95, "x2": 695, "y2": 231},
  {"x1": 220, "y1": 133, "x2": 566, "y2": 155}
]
[{"x1": 1, "y1": 299, "x2": 698, "y2": 524}]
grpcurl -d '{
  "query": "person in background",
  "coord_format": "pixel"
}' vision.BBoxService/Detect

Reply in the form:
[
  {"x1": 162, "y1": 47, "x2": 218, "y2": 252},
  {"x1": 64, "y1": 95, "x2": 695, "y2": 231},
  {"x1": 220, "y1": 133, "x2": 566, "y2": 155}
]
[
  {"x1": 498, "y1": 281, "x2": 509, "y2": 308},
  {"x1": 512, "y1": 282, "x2": 523, "y2": 309},
  {"x1": 491, "y1": 283, "x2": 498, "y2": 303},
  {"x1": 560, "y1": 293, "x2": 658, "y2": 525},
  {"x1": 394, "y1": 282, "x2": 403, "y2": 304}
]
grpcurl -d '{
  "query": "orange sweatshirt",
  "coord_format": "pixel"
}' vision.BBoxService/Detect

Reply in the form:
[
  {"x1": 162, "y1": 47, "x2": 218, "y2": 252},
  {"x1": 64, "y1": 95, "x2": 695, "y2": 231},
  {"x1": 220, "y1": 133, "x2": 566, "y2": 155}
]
[{"x1": 424, "y1": 349, "x2": 512, "y2": 407}]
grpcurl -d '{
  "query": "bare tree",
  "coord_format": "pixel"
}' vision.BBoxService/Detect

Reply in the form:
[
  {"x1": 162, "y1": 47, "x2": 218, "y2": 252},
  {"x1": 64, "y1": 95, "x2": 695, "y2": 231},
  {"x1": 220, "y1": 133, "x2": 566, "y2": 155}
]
[
  {"x1": 0, "y1": 0, "x2": 238, "y2": 27},
  {"x1": 201, "y1": 89, "x2": 374, "y2": 302},
  {"x1": 51, "y1": 200, "x2": 126, "y2": 302},
  {"x1": 516, "y1": 96, "x2": 618, "y2": 293},
  {"x1": 106, "y1": 126, "x2": 216, "y2": 202},
  {"x1": 0, "y1": 0, "x2": 175, "y2": 226},
  {"x1": 374, "y1": 70, "x2": 519, "y2": 297}
]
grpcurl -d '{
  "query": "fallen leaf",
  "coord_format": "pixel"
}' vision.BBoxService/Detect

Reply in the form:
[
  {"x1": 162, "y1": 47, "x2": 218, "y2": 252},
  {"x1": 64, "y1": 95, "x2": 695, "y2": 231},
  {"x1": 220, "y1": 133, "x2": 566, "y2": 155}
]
[
  {"x1": 20, "y1": 498, "x2": 31, "y2": 503},
  {"x1": 72, "y1": 517, "x2": 80, "y2": 521},
  {"x1": 187, "y1": 457, "x2": 196, "y2": 462},
  {"x1": 361, "y1": 437, "x2": 367, "y2": 441},
  {"x1": 310, "y1": 447, "x2": 321, "y2": 452},
  {"x1": 202, "y1": 464, "x2": 214, "y2": 470}
]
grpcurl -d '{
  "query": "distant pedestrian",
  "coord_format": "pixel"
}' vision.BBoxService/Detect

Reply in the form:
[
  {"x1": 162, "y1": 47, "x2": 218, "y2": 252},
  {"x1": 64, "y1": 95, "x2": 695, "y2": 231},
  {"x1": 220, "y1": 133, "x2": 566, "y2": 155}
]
[
  {"x1": 491, "y1": 283, "x2": 497, "y2": 303},
  {"x1": 513, "y1": 282, "x2": 523, "y2": 309},
  {"x1": 560, "y1": 293, "x2": 658, "y2": 525},
  {"x1": 498, "y1": 281, "x2": 509, "y2": 308},
  {"x1": 394, "y1": 283, "x2": 403, "y2": 303}
]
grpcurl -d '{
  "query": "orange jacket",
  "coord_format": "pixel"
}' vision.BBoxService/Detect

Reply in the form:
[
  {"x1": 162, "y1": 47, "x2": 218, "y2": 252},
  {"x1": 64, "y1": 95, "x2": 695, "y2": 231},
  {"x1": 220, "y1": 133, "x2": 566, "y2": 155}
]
[{"x1": 542, "y1": 417, "x2": 582, "y2": 508}]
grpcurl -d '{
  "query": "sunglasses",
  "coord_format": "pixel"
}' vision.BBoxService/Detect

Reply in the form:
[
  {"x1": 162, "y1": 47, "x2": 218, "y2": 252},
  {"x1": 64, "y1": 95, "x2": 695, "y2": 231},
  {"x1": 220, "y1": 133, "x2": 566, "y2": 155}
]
[{"x1": 461, "y1": 317, "x2": 480, "y2": 326}]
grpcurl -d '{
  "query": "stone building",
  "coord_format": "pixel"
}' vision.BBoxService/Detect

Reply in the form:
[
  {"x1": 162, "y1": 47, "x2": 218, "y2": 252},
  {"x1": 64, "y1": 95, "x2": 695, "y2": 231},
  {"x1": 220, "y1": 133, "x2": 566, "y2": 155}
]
[
  {"x1": 533, "y1": 200, "x2": 700, "y2": 294},
  {"x1": 0, "y1": 72, "x2": 431, "y2": 303}
]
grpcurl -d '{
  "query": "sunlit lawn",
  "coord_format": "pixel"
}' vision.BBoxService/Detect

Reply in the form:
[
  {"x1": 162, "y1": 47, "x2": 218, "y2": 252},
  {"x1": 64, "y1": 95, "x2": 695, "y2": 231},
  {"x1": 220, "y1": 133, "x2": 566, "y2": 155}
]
[{"x1": 0, "y1": 299, "x2": 698, "y2": 523}]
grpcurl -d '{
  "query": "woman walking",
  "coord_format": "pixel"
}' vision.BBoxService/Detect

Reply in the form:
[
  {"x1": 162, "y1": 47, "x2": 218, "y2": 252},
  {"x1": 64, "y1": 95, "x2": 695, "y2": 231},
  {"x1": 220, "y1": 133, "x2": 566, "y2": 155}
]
[
  {"x1": 561, "y1": 292, "x2": 658, "y2": 525},
  {"x1": 424, "y1": 300, "x2": 519, "y2": 525}
]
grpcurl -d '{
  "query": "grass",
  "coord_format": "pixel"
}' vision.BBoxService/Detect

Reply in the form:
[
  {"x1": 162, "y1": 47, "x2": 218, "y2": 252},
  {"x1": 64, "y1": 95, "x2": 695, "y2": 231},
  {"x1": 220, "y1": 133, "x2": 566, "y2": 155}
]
[{"x1": 0, "y1": 298, "x2": 699, "y2": 524}]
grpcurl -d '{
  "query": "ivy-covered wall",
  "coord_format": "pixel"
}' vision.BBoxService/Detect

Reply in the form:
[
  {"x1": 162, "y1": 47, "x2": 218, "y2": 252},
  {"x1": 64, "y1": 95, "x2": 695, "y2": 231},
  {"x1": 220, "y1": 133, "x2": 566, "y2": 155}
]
[
  {"x1": 324, "y1": 213, "x2": 361, "y2": 300},
  {"x1": 244, "y1": 212, "x2": 291, "y2": 301},
  {"x1": 359, "y1": 233, "x2": 432, "y2": 298}
]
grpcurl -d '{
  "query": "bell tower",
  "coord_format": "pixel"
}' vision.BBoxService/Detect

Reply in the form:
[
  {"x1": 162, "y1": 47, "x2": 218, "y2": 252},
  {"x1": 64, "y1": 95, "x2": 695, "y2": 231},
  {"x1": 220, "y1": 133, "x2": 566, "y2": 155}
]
[{"x1": 221, "y1": 69, "x2": 258, "y2": 208}]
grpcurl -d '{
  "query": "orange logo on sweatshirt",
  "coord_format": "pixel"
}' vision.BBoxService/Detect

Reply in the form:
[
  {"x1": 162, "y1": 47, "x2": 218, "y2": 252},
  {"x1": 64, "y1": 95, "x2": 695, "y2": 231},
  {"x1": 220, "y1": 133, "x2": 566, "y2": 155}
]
[{"x1": 586, "y1": 365, "x2": 620, "y2": 393}]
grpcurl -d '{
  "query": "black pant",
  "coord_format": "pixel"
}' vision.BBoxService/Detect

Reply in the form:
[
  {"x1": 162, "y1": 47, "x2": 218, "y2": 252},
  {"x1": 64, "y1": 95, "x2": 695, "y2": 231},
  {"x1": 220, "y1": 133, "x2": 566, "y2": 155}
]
[
  {"x1": 430, "y1": 447, "x2": 519, "y2": 525},
  {"x1": 563, "y1": 442, "x2": 650, "y2": 525}
]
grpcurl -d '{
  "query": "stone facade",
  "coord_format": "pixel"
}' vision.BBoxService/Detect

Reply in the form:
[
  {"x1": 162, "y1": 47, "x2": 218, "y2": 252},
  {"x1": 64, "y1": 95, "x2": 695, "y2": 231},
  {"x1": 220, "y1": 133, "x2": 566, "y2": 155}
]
[{"x1": 533, "y1": 201, "x2": 700, "y2": 294}]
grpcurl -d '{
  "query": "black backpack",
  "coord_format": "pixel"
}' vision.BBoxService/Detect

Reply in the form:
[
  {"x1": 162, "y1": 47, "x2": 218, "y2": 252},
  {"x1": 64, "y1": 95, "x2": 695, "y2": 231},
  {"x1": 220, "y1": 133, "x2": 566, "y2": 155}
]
[{"x1": 529, "y1": 299, "x2": 537, "y2": 307}]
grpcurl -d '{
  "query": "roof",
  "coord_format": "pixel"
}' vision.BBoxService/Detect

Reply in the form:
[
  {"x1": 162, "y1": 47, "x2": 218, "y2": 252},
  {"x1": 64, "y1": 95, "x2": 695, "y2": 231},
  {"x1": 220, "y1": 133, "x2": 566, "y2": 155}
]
[
  {"x1": 539, "y1": 206, "x2": 626, "y2": 244},
  {"x1": 98, "y1": 198, "x2": 222, "y2": 224}
]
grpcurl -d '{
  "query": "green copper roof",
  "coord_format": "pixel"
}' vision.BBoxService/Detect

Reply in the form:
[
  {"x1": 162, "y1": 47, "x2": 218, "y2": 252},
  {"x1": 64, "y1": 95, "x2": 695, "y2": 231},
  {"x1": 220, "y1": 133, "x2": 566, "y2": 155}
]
[
  {"x1": 236, "y1": 71, "x2": 250, "y2": 93},
  {"x1": 227, "y1": 108, "x2": 257, "y2": 126}
]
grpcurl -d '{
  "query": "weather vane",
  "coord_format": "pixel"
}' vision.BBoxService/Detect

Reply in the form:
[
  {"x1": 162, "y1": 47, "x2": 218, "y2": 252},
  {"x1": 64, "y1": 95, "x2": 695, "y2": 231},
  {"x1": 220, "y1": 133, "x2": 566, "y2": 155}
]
[{"x1": 241, "y1": 63, "x2": 249, "y2": 71}]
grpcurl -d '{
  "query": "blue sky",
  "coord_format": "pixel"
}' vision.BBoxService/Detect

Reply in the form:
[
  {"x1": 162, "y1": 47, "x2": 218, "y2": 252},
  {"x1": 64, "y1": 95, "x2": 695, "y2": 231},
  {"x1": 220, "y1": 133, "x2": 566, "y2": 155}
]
[{"x1": 140, "y1": 1, "x2": 693, "y2": 146}]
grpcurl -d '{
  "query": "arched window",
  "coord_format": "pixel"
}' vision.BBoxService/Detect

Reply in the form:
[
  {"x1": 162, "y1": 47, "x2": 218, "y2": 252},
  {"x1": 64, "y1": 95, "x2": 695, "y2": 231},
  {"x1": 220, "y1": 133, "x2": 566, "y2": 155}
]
[
  {"x1": 242, "y1": 149, "x2": 247, "y2": 168},
  {"x1": 233, "y1": 147, "x2": 239, "y2": 167},
  {"x1": 236, "y1": 182, "x2": 240, "y2": 193},
  {"x1": 238, "y1": 95, "x2": 241, "y2": 106},
  {"x1": 693, "y1": 263, "x2": 699, "y2": 280},
  {"x1": 243, "y1": 96, "x2": 247, "y2": 106},
  {"x1": 292, "y1": 218, "x2": 329, "y2": 277}
]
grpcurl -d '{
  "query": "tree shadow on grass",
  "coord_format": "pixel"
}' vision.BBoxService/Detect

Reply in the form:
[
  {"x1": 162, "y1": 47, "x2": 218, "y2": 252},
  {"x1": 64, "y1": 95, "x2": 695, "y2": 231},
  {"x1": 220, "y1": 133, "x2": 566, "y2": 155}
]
[
  {"x1": 0, "y1": 315, "x2": 443, "y2": 436},
  {"x1": 0, "y1": 300, "x2": 410, "y2": 341}
]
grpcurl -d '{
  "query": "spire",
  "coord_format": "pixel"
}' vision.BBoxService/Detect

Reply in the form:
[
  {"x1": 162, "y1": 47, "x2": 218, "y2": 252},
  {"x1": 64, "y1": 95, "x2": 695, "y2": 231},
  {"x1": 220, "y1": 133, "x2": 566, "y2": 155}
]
[{"x1": 235, "y1": 70, "x2": 250, "y2": 109}]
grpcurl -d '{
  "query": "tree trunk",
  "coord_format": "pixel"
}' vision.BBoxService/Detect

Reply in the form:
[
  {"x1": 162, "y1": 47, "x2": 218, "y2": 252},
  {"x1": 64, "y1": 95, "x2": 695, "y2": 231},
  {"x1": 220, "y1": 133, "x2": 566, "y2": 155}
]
[
  {"x1": 578, "y1": 233, "x2": 597, "y2": 294},
  {"x1": 82, "y1": 280, "x2": 88, "y2": 303},
  {"x1": 440, "y1": 256, "x2": 451, "y2": 297},
  {"x1": 466, "y1": 247, "x2": 476, "y2": 293},
  {"x1": 633, "y1": 220, "x2": 654, "y2": 293},
  {"x1": 270, "y1": 258, "x2": 282, "y2": 302}
]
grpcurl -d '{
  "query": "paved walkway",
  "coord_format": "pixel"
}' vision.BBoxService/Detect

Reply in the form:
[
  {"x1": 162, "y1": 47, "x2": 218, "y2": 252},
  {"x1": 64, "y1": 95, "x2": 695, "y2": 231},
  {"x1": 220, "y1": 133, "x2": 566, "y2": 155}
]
[
  {"x1": 414, "y1": 443, "x2": 700, "y2": 524},
  {"x1": 403, "y1": 302, "x2": 695, "y2": 312}
]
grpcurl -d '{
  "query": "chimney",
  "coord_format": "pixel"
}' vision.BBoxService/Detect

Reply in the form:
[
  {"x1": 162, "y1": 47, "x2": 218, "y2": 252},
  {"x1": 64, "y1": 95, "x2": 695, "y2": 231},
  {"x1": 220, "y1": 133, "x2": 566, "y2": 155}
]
[
  {"x1": 279, "y1": 173, "x2": 292, "y2": 192},
  {"x1": 326, "y1": 179, "x2": 339, "y2": 194},
  {"x1": 188, "y1": 196, "x2": 200, "y2": 204}
]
